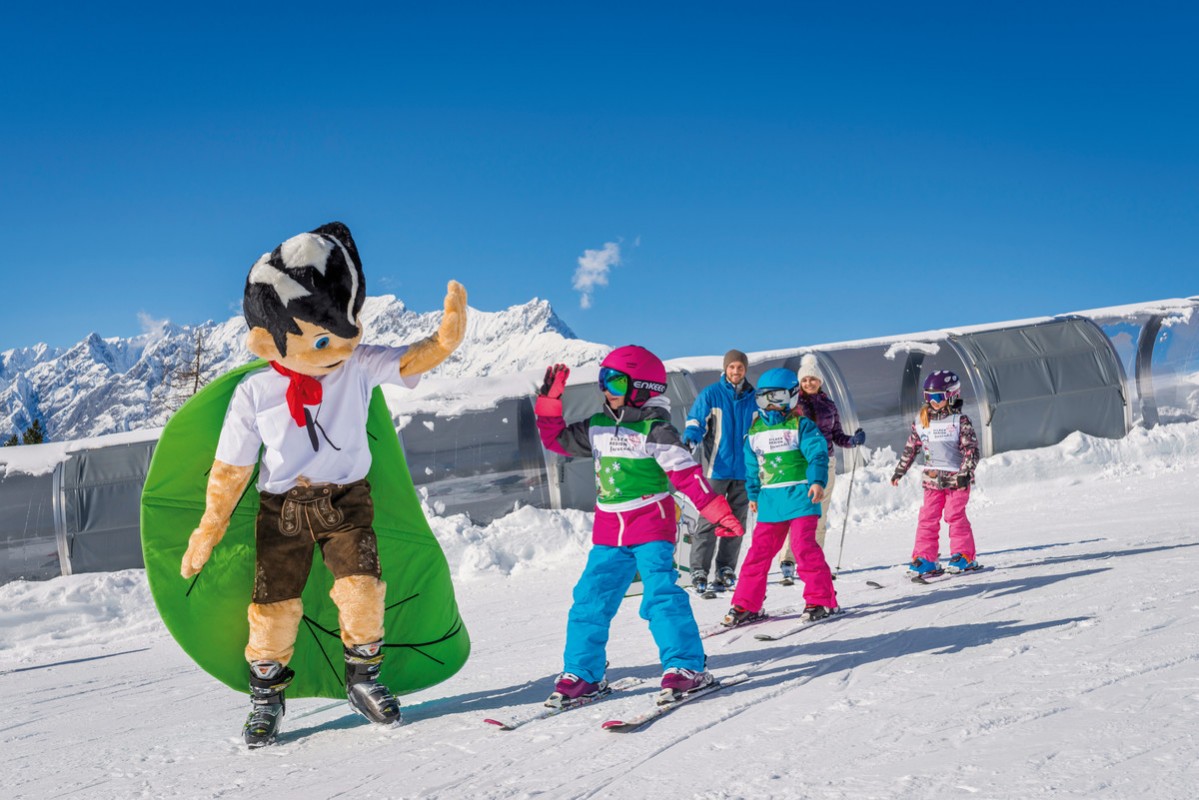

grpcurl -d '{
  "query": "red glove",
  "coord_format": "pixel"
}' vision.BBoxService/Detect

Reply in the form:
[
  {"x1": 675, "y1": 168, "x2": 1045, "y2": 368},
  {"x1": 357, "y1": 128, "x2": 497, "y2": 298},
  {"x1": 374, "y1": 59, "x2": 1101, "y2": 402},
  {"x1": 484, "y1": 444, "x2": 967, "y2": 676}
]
[
  {"x1": 700, "y1": 495, "x2": 744, "y2": 538},
  {"x1": 535, "y1": 364, "x2": 570, "y2": 416}
]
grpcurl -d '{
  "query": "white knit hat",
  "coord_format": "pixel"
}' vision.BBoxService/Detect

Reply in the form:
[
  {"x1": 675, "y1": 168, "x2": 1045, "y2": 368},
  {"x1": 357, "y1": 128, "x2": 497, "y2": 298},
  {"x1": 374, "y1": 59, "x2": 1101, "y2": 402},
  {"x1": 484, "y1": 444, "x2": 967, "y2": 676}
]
[{"x1": 797, "y1": 354, "x2": 824, "y2": 384}]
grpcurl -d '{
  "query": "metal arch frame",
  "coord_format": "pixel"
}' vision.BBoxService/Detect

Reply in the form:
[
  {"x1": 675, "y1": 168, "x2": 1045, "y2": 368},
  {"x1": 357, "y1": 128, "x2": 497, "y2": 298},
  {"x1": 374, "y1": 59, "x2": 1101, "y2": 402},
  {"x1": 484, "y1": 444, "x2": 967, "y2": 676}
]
[
  {"x1": 1059, "y1": 314, "x2": 1134, "y2": 437},
  {"x1": 940, "y1": 335, "x2": 996, "y2": 459},
  {"x1": 50, "y1": 460, "x2": 73, "y2": 577},
  {"x1": 1135, "y1": 315, "x2": 1164, "y2": 430}
]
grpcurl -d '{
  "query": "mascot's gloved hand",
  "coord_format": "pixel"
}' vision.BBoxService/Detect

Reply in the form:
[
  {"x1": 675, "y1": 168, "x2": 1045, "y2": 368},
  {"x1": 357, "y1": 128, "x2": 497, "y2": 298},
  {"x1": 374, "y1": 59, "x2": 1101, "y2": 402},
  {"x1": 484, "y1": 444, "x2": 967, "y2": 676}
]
[
  {"x1": 179, "y1": 460, "x2": 255, "y2": 578},
  {"x1": 700, "y1": 495, "x2": 744, "y2": 538},
  {"x1": 399, "y1": 280, "x2": 469, "y2": 376},
  {"x1": 535, "y1": 364, "x2": 569, "y2": 417},
  {"x1": 181, "y1": 520, "x2": 229, "y2": 578},
  {"x1": 682, "y1": 428, "x2": 702, "y2": 447}
]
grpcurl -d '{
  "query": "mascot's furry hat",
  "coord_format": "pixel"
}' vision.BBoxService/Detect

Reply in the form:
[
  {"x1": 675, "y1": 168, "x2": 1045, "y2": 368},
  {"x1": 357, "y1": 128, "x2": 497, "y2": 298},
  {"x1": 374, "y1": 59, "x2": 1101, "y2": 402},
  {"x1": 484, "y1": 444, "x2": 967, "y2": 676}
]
[{"x1": 244, "y1": 222, "x2": 367, "y2": 357}]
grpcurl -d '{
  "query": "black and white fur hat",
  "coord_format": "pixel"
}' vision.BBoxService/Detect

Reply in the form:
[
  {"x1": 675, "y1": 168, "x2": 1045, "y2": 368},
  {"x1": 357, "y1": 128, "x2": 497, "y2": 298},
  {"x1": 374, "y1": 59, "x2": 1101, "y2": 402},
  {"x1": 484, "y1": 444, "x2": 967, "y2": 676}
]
[{"x1": 243, "y1": 221, "x2": 367, "y2": 356}]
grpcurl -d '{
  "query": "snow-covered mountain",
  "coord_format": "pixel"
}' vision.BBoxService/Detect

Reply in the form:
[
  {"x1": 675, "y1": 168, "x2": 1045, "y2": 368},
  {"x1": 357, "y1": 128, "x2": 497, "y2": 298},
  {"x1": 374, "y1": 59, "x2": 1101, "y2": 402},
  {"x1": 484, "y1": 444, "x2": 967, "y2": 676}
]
[{"x1": 0, "y1": 296, "x2": 610, "y2": 442}]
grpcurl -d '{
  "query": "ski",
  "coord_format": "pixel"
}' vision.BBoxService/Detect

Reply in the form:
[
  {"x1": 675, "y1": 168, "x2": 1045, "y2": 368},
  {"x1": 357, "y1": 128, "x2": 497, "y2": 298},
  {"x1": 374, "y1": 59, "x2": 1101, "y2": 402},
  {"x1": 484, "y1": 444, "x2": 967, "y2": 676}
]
[
  {"x1": 865, "y1": 580, "x2": 884, "y2": 589},
  {"x1": 752, "y1": 606, "x2": 846, "y2": 641},
  {"x1": 601, "y1": 673, "x2": 750, "y2": 731},
  {"x1": 483, "y1": 676, "x2": 645, "y2": 730},
  {"x1": 698, "y1": 604, "x2": 804, "y2": 639},
  {"x1": 911, "y1": 564, "x2": 990, "y2": 585}
]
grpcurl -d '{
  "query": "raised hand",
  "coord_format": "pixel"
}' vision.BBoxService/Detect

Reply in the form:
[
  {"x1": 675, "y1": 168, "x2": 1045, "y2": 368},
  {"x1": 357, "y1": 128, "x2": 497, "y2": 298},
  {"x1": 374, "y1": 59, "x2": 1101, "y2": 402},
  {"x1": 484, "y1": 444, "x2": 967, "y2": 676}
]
[{"x1": 535, "y1": 364, "x2": 570, "y2": 416}]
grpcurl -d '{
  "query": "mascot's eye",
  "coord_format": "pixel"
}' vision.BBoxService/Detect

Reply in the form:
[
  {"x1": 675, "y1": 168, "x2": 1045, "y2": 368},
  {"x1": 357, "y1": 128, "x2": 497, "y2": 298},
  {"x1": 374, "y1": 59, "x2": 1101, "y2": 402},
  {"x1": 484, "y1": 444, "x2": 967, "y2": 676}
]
[{"x1": 314, "y1": 336, "x2": 331, "y2": 350}]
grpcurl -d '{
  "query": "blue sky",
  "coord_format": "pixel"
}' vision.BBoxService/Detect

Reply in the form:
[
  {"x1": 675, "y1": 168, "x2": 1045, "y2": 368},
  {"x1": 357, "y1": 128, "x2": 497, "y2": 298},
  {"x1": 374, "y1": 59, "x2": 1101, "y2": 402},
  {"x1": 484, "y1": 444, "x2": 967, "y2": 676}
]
[{"x1": 2, "y1": 2, "x2": 1196, "y2": 359}]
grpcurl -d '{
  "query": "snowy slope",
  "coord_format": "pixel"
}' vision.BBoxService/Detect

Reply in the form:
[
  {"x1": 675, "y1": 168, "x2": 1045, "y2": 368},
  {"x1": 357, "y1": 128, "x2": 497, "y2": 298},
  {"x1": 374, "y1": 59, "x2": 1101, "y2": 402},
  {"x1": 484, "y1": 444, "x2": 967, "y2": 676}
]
[{"x1": 2, "y1": 422, "x2": 1198, "y2": 799}]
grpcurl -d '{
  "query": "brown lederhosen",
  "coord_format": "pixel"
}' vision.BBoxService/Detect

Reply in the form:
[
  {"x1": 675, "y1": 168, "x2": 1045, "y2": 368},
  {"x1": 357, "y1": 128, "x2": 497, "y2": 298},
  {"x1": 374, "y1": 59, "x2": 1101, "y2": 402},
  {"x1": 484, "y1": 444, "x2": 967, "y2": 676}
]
[{"x1": 252, "y1": 479, "x2": 381, "y2": 604}]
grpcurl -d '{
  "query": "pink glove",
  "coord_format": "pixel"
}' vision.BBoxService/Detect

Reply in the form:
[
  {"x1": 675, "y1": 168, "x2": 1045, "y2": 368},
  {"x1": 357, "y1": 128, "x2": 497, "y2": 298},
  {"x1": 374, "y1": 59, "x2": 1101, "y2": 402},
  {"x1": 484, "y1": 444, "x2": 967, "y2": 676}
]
[
  {"x1": 700, "y1": 495, "x2": 744, "y2": 538},
  {"x1": 535, "y1": 364, "x2": 570, "y2": 416}
]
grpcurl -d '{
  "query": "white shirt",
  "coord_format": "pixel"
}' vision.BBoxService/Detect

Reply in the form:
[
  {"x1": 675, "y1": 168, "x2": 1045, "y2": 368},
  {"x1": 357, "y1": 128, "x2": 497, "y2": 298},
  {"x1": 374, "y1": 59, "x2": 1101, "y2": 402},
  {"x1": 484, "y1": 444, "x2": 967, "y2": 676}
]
[{"x1": 215, "y1": 344, "x2": 420, "y2": 493}]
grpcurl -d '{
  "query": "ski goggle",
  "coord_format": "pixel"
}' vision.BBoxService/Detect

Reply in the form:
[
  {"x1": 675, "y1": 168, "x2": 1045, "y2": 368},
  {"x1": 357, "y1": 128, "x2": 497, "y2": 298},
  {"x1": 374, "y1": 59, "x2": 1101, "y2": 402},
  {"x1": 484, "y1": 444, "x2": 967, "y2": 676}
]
[
  {"x1": 756, "y1": 387, "x2": 794, "y2": 410},
  {"x1": 924, "y1": 391, "x2": 948, "y2": 403},
  {"x1": 598, "y1": 367, "x2": 630, "y2": 397}
]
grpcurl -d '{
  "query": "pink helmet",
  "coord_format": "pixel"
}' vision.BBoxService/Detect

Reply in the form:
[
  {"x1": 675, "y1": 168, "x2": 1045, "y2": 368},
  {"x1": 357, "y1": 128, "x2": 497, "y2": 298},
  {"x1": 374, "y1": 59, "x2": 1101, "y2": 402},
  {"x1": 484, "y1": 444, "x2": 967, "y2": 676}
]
[{"x1": 599, "y1": 345, "x2": 668, "y2": 407}]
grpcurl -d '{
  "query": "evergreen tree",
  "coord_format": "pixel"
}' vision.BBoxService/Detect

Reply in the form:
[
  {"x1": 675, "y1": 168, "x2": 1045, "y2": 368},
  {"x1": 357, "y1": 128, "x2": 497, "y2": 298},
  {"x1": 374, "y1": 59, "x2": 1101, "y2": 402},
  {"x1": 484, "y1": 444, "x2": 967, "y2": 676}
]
[
  {"x1": 21, "y1": 419, "x2": 45, "y2": 445},
  {"x1": 3, "y1": 433, "x2": 18, "y2": 447}
]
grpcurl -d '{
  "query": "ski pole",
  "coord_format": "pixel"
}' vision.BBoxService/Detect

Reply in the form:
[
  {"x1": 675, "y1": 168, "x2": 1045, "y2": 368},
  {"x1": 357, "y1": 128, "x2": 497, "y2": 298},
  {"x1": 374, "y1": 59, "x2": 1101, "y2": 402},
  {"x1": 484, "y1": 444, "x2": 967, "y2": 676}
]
[{"x1": 833, "y1": 449, "x2": 859, "y2": 576}]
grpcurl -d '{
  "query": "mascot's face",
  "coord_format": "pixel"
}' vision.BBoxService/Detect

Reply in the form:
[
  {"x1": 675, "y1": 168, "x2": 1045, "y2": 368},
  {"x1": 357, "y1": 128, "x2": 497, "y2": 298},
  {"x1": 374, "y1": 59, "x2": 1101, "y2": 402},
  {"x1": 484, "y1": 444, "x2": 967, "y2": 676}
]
[
  {"x1": 242, "y1": 222, "x2": 368, "y2": 377},
  {"x1": 247, "y1": 320, "x2": 362, "y2": 377}
]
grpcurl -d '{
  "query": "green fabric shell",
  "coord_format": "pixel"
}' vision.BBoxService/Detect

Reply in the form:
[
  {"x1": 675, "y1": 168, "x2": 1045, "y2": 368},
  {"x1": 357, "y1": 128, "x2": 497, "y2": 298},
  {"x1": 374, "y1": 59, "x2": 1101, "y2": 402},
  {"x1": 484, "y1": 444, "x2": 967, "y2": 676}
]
[{"x1": 141, "y1": 361, "x2": 470, "y2": 698}]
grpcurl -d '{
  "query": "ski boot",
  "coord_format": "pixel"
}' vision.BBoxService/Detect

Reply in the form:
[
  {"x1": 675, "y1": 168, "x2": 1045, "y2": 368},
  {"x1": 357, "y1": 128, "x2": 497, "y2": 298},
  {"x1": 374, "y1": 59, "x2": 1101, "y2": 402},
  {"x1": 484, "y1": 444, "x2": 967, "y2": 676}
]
[
  {"x1": 907, "y1": 557, "x2": 943, "y2": 579},
  {"x1": 345, "y1": 641, "x2": 402, "y2": 725},
  {"x1": 545, "y1": 672, "x2": 607, "y2": 708},
  {"x1": 801, "y1": 604, "x2": 837, "y2": 622},
  {"x1": 721, "y1": 605, "x2": 768, "y2": 628},
  {"x1": 659, "y1": 667, "x2": 714, "y2": 703},
  {"x1": 691, "y1": 574, "x2": 708, "y2": 596},
  {"x1": 243, "y1": 660, "x2": 295, "y2": 748},
  {"x1": 779, "y1": 561, "x2": 796, "y2": 586},
  {"x1": 946, "y1": 553, "x2": 982, "y2": 573},
  {"x1": 715, "y1": 566, "x2": 737, "y2": 591}
]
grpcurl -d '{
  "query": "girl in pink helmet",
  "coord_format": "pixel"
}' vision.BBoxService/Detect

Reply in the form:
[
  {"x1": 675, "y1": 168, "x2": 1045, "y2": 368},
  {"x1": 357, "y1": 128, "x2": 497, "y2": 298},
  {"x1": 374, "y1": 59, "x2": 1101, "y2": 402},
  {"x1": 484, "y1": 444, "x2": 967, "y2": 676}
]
[
  {"x1": 891, "y1": 370, "x2": 982, "y2": 579},
  {"x1": 535, "y1": 345, "x2": 744, "y2": 705}
]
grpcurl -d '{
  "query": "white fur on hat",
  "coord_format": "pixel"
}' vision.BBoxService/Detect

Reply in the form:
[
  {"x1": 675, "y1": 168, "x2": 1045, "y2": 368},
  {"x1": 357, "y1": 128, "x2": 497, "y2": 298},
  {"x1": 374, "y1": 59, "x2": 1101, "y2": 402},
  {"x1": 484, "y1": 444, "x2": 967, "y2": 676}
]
[{"x1": 797, "y1": 354, "x2": 824, "y2": 384}]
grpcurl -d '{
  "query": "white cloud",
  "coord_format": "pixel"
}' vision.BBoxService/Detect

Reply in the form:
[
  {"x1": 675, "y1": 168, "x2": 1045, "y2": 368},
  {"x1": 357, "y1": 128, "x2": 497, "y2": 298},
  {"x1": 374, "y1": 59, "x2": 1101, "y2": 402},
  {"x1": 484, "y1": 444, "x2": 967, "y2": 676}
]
[
  {"x1": 572, "y1": 241, "x2": 622, "y2": 309},
  {"x1": 137, "y1": 311, "x2": 169, "y2": 340}
]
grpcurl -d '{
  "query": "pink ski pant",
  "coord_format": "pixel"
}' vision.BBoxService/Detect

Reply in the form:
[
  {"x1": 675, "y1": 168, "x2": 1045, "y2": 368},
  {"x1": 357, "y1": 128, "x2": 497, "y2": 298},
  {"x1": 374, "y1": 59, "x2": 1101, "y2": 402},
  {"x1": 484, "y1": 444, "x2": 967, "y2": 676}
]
[
  {"x1": 732, "y1": 515, "x2": 836, "y2": 611},
  {"x1": 913, "y1": 487, "x2": 976, "y2": 562}
]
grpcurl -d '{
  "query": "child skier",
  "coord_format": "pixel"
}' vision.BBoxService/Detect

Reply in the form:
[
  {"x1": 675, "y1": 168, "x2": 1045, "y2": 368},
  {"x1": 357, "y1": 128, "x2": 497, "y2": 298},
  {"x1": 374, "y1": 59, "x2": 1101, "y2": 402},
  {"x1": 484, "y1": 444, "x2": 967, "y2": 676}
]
[
  {"x1": 535, "y1": 345, "x2": 744, "y2": 704},
  {"x1": 891, "y1": 370, "x2": 982, "y2": 578},
  {"x1": 724, "y1": 368, "x2": 837, "y2": 627}
]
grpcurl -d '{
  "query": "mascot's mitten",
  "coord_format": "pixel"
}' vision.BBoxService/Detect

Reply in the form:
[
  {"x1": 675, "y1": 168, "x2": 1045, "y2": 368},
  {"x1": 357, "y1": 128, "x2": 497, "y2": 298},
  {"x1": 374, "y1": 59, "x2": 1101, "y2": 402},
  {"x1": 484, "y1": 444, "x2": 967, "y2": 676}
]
[
  {"x1": 400, "y1": 280, "x2": 468, "y2": 375},
  {"x1": 181, "y1": 461, "x2": 255, "y2": 577}
]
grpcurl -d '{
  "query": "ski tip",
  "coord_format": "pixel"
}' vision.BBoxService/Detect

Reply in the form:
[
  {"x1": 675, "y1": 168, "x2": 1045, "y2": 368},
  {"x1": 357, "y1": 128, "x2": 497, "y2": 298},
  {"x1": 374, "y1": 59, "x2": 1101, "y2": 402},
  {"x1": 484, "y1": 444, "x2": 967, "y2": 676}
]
[
  {"x1": 865, "y1": 580, "x2": 884, "y2": 588},
  {"x1": 482, "y1": 718, "x2": 509, "y2": 729},
  {"x1": 601, "y1": 720, "x2": 626, "y2": 730}
]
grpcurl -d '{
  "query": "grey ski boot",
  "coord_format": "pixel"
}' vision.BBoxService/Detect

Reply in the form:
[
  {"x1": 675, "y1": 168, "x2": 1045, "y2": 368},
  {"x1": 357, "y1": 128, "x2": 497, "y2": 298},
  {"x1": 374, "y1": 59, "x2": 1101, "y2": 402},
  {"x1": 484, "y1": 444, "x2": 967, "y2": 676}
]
[
  {"x1": 243, "y1": 660, "x2": 295, "y2": 748},
  {"x1": 345, "y1": 640, "x2": 402, "y2": 725}
]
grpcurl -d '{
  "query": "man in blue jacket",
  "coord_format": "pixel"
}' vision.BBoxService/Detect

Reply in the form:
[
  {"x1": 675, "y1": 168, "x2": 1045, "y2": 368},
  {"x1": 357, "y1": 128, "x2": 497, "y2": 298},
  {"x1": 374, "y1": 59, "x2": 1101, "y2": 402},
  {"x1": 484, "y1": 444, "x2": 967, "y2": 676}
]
[{"x1": 682, "y1": 349, "x2": 757, "y2": 595}]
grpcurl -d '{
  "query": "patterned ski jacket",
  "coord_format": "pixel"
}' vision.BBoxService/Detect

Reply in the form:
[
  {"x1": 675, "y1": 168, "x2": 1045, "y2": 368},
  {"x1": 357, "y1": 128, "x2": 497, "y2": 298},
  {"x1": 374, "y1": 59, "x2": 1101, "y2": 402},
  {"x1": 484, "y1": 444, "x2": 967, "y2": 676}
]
[
  {"x1": 796, "y1": 390, "x2": 855, "y2": 458},
  {"x1": 683, "y1": 376, "x2": 758, "y2": 481},
  {"x1": 891, "y1": 405, "x2": 980, "y2": 490},
  {"x1": 537, "y1": 396, "x2": 721, "y2": 546},
  {"x1": 743, "y1": 411, "x2": 829, "y2": 523}
]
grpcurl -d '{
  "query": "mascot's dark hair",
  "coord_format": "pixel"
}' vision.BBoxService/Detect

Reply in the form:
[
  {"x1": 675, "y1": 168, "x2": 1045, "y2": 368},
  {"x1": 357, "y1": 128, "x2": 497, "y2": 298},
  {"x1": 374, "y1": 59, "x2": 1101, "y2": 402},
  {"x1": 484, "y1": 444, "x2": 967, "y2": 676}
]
[{"x1": 243, "y1": 221, "x2": 367, "y2": 356}]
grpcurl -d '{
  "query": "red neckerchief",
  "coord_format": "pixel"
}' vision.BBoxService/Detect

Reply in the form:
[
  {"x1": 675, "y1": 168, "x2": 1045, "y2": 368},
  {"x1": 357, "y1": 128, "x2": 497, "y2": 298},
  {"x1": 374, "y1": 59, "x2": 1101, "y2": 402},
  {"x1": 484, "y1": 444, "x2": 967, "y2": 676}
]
[{"x1": 270, "y1": 362, "x2": 323, "y2": 427}]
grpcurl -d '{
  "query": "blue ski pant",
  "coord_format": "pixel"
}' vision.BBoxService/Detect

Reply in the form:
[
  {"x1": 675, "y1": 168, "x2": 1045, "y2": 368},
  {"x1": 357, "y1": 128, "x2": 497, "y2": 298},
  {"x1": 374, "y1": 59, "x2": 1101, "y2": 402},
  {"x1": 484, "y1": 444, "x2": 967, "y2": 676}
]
[{"x1": 563, "y1": 540, "x2": 706, "y2": 683}]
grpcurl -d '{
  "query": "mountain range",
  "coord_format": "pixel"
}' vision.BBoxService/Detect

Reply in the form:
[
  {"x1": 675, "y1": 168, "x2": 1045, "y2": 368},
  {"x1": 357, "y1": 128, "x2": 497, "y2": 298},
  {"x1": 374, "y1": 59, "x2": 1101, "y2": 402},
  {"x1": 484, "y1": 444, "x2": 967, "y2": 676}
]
[{"x1": 0, "y1": 296, "x2": 611, "y2": 442}]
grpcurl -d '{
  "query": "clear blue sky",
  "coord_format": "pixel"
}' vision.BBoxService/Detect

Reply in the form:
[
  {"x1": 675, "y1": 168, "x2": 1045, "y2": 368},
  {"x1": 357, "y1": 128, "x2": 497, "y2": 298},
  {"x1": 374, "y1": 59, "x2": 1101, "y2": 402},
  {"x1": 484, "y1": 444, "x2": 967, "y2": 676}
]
[{"x1": 2, "y1": 2, "x2": 1196, "y2": 359}]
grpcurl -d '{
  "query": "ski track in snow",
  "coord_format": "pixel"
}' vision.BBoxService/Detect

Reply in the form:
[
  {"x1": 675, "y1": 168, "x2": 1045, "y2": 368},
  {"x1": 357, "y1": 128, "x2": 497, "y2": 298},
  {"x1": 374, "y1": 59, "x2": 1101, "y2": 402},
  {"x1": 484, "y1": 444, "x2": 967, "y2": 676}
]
[{"x1": 3, "y1": 424, "x2": 1199, "y2": 799}]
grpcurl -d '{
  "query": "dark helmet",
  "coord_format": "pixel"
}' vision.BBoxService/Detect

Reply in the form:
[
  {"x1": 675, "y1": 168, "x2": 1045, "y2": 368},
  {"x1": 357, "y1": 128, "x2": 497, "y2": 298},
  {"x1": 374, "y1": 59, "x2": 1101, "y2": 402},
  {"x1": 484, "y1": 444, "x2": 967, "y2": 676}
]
[{"x1": 923, "y1": 370, "x2": 962, "y2": 405}]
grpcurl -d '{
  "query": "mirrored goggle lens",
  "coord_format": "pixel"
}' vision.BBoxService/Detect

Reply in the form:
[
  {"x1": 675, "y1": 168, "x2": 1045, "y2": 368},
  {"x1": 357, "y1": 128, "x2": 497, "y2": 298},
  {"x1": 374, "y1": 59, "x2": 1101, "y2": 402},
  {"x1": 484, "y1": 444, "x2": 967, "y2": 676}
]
[
  {"x1": 924, "y1": 391, "x2": 947, "y2": 403},
  {"x1": 599, "y1": 368, "x2": 630, "y2": 396},
  {"x1": 756, "y1": 388, "x2": 792, "y2": 408}
]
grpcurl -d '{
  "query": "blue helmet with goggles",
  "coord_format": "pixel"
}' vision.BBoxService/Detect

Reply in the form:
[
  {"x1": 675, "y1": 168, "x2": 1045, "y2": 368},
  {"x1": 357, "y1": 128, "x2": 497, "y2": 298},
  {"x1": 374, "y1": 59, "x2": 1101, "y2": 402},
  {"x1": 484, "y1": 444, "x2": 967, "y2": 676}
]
[{"x1": 755, "y1": 368, "x2": 800, "y2": 413}]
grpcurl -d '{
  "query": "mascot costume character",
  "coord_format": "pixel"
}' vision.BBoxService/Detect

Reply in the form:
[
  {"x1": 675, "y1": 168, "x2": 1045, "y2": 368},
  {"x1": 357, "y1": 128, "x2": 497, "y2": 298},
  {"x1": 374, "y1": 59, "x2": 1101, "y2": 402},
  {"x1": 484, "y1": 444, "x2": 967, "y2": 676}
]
[{"x1": 140, "y1": 222, "x2": 471, "y2": 747}]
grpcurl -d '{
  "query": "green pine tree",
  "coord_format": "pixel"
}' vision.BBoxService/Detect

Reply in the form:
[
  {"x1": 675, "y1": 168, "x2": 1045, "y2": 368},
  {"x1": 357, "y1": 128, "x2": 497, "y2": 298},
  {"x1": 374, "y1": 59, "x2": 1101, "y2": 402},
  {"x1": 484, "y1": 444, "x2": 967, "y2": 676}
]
[
  {"x1": 21, "y1": 419, "x2": 46, "y2": 445},
  {"x1": 2, "y1": 433, "x2": 18, "y2": 447}
]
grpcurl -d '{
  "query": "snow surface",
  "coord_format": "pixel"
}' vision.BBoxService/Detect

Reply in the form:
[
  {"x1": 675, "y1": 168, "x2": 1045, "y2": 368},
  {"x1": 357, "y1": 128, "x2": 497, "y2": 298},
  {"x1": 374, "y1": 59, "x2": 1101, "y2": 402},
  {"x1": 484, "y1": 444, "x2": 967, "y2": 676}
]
[{"x1": 3, "y1": 420, "x2": 1197, "y2": 799}]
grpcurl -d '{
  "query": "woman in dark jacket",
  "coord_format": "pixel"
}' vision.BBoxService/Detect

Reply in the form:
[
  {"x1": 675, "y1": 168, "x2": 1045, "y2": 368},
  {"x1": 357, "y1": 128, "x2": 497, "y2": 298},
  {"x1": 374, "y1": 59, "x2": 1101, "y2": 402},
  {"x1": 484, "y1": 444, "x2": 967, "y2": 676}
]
[{"x1": 778, "y1": 354, "x2": 864, "y2": 582}]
